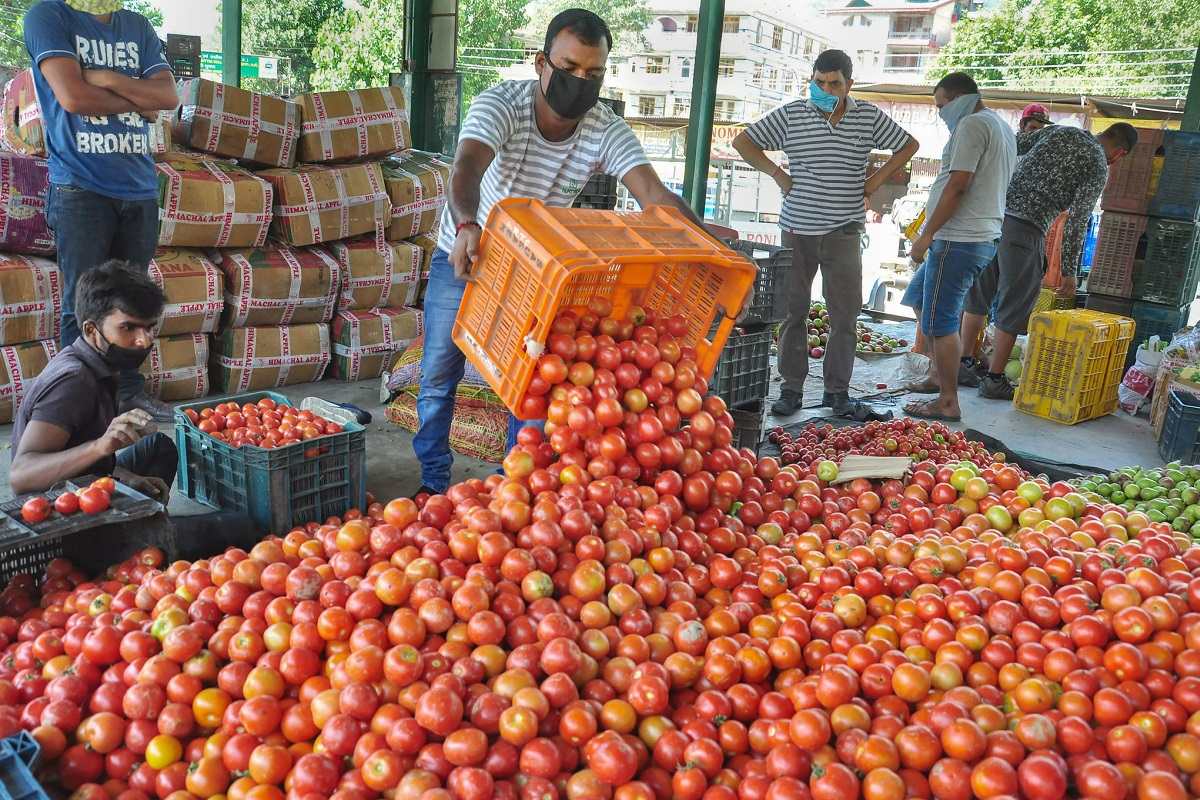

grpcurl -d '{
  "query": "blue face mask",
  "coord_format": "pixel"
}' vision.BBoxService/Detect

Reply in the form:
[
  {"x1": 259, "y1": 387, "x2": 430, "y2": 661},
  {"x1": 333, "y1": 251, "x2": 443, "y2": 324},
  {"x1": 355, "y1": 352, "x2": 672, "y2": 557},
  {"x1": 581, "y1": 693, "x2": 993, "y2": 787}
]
[
  {"x1": 939, "y1": 93, "x2": 981, "y2": 132},
  {"x1": 809, "y1": 80, "x2": 840, "y2": 113}
]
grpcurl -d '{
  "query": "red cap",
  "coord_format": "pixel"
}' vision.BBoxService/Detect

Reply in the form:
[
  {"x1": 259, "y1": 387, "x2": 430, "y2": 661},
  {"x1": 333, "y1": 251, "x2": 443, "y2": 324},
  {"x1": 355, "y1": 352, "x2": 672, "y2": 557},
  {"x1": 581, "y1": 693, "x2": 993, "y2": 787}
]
[{"x1": 1021, "y1": 103, "x2": 1050, "y2": 122}]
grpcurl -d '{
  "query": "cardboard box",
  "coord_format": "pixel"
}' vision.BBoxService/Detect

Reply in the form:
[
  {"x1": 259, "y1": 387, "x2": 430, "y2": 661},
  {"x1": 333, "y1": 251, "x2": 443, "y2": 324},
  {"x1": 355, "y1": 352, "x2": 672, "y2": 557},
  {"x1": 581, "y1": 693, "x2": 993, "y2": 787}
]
[
  {"x1": 140, "y1": 333, "x2": 209, "y2": 401},
  {"x1": 332, "y1": 306, "x2": 422, "y2": 381},
  {"x1": 0, "y1": 70, "x2": 43, "y2": 156},
  {"x1": 0, "y1": 339, "x2": 57, "y2": 424},
  {"x1": 0, "y1": 153, "x2": 53, "y2": 255},
  {"x1": 217, "y1": 243, "x2": 340, "y2": 328},
  {"x1": 147, "y1": 249, "x2": 225, "y2": 336},
  {"x1": 258, "y1": 162, "x2": 390, "y2": 246},
  {"x1": 212, "y1": 323, "x2": 331, "y2": 392},
  {"x1": 409, "y1": 231, "x2": 436, "y2": 280},
  {"x1": 381, "y1": 150, "x2": 451, "y2": 241},
  {"x1": 175, "y1": 79, "x2": 302, "y2": 168},
  {"x1": 156, "y1": 155, "x2": 273, "y2": 248},
  {"x1": 330, "y1": 236, "x2": 422, "y2": 310},
  {"x1": 296, "y1": 87, "x2": 410, "y2": 163},
  {"x1": 0, "y1": 254, "x2": 61, "y2": 346}
]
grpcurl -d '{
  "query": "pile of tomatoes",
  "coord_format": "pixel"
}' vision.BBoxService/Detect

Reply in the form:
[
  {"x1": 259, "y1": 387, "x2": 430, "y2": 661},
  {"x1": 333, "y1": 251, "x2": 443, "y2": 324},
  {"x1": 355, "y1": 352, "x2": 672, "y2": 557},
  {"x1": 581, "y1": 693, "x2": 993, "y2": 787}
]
[
  {"x1": 17, "y1": 476, "x2": 116, "y2": 525},
  {"x1": 182, "y1": 398, "x2": 344, "y2": 450},
  {"x1": 768, "y1": 421, "x2": 1000, "y2": 469},
  {"x1": 1, "y1": 306, "x2": 1199, "y2": 800}
]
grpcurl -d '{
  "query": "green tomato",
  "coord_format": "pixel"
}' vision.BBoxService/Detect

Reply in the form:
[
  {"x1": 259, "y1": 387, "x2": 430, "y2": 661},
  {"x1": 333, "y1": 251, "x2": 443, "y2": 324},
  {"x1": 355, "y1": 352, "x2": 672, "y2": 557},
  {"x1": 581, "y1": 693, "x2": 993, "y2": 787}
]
[{"x1": 816, "y1": 460, "x2": 838, "y2": 482}]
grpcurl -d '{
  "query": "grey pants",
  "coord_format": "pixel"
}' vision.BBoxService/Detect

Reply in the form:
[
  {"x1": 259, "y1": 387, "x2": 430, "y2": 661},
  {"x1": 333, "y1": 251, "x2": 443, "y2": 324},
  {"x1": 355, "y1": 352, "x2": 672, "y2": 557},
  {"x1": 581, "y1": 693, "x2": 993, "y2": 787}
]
[
  {"x1": 963, "y1": 215, "x2": 1046, "y2": 336},
  {"x1": 779, "y1": 223, "x2": 864, "y2": 395}
]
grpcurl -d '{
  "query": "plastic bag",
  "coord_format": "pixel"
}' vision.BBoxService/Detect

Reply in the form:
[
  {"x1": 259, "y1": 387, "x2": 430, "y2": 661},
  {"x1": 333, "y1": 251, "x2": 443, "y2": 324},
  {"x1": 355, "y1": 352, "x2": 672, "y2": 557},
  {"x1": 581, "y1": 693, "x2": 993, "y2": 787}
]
[
  {"x1": 895, "y1": 351, "x2": 935, "y2": 388},
  {"x1": 1118, "y1": 347, "x2": 1159, "y2": 415}
]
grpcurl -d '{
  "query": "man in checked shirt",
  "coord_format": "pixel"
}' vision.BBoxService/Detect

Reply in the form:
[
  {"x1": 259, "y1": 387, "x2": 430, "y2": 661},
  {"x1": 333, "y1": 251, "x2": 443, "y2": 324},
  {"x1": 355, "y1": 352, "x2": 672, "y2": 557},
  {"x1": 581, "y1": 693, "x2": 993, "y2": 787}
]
[{"x1": 958, "y1": 121, "x2": 1139, "y2": 400}]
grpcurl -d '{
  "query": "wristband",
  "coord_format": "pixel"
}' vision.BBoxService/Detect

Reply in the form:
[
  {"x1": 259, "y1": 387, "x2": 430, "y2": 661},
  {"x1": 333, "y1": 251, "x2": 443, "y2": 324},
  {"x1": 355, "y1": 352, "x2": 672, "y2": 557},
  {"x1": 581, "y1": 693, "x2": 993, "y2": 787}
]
[{"x1": 456, "y1": 221, "x2": 481, "y2": 235}]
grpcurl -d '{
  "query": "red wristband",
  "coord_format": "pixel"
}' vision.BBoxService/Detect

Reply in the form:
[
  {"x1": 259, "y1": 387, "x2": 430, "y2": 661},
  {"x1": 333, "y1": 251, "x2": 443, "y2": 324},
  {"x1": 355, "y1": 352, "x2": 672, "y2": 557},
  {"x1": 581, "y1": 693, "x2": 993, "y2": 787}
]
[{"x1": 456, "y1": 221, "x2": 481, "y2": 235}]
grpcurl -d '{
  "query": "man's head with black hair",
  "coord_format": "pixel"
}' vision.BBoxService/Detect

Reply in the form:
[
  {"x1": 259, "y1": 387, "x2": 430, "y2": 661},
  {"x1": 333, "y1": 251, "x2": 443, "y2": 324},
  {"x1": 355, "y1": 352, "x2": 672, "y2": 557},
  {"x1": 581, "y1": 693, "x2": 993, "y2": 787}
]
[
  {"x1": 811, "y1": 49, "x2": 854, "y2": 105},
  {"x1": 934, "y1": 72, "x2": 979, "y2": 102},
  {"x1": 544, "y1": 8, "x2": 612, "y2": 55},
  {"x1": 535, "y1": 9, "x2": 613, "y2": 123},
  {"x1": 75, "y1": 260, "x2": 164, "y2": 359},
  {"x1": 1097, "y1": 122, "x2": 1138, "y2": 165}
]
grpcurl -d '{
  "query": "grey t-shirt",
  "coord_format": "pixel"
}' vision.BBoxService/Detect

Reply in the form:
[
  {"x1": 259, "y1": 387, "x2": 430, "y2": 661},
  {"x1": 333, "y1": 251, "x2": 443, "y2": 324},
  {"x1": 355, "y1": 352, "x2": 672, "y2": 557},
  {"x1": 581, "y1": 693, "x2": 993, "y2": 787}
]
[{"x1": 925, "y1": 109, "x2": 1016, "y2": 243}]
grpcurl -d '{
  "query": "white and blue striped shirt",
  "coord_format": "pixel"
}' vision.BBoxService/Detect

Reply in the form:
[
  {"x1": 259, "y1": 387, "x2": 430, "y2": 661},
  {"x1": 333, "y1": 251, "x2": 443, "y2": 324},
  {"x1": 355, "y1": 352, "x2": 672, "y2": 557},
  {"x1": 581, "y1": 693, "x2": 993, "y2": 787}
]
[{"x1": 746, "y1": 97, "x2": 911, "y2": 236}]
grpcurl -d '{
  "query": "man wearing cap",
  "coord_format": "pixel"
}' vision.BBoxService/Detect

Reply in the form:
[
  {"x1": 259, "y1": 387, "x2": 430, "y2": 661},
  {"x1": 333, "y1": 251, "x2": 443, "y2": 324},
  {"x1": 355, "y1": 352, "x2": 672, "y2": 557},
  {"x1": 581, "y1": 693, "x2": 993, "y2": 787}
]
[
  {"x1": 23, "y1": 0, "x2": 179, "y2": 422},
  {"x1": 1018, "y1": 104, "x2": 1051, "y2": 134}
]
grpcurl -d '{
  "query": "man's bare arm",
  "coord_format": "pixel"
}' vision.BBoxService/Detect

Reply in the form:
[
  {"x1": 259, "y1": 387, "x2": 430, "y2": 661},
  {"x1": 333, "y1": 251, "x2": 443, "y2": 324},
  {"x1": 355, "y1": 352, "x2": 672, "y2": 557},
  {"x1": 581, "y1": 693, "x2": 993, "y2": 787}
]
[
  {"x1": 10, "y1": 412, "x2": 152, "y2": 494},
  {"x1": 38, "y1": 56, "x2": 138, "y2": 116},
  {"x1": 83, "y1": 68, "x2": 178, "y2": 111}
]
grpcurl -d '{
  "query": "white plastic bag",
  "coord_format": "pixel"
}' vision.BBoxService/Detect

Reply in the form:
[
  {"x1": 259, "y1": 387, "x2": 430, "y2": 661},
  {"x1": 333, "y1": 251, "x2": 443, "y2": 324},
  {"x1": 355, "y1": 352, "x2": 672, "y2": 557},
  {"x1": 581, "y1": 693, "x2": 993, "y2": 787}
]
[
  {"x1": 895, "y1": 351, "x2": 935, "y2": 388},
  {"x1": 1118, "y1": 347, "x2": 1159, "y2": 415}
]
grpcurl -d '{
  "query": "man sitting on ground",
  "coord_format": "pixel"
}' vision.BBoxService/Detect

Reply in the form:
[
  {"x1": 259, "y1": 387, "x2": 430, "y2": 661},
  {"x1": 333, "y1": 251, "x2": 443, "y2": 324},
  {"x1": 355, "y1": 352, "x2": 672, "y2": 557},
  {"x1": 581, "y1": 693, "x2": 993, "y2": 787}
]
[
  {"x1": 9, "y1": 260, "x2": 176, "y2": 500},
  {"x1": 959, "y1": 122, "x2": 1137, "y2": 400}
]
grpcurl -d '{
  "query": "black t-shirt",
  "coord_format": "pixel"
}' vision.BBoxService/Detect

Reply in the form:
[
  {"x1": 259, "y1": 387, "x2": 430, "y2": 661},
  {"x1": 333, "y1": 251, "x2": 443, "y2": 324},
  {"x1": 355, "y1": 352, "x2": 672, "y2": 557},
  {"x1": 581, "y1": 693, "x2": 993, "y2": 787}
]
[{"x1": 10, "y1": 340, "x2": 118, "y2": 476}]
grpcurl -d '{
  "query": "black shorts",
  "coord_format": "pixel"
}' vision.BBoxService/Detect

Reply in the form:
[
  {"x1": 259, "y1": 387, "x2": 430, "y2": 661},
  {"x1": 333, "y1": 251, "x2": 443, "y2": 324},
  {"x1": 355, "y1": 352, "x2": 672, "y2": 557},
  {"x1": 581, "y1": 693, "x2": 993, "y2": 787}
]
[{"x1": 964, "y1": 215, "x2": 1046, "y2": 335}]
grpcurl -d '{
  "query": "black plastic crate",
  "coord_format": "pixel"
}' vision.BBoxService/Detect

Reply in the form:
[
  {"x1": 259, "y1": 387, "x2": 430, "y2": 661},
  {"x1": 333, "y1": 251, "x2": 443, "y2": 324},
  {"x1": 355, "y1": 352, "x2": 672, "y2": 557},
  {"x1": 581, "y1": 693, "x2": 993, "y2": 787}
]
[
  {"x1": 175, "y1": 391, "x2": 367, "y2": 534},
  {"x1": 1149, "y1": 131, "x2": 1200, "y2": 222},
  {"x1": 1084, "y1": 292, "x2": 1134, "y2": 317},
  {"x1": 709, "y1": 324, "x2": 772, "y2": 409},
  {"x1": 728, "y1": 241, "x2": 791, "y2": 324},
  {"x1": 1159, "y1": 389, "x2": 1200, "y2": 464},
  {"x1": 1132, "y1": 218, "x2": 1200, "y2": 306},
  {"x1": 730, "y1": 401, "x2": 765, "y2": 454}
]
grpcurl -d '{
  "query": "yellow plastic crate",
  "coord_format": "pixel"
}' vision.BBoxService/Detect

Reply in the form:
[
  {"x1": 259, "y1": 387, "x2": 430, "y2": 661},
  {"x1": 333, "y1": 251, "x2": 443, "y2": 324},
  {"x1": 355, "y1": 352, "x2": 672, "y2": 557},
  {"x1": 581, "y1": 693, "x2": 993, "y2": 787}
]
[{"x1": 1014, "y1": 310, "x2": 1135, "y2": 424}]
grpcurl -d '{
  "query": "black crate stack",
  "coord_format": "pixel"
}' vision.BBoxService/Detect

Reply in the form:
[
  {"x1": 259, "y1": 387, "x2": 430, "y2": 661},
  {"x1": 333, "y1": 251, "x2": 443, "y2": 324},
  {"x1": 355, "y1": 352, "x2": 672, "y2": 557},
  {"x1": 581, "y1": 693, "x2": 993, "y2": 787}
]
[
  {"x1": 573, "y1": 98, "x2": 626, "y2": 211},
  {"x1": 711, "y1": 241, "x2": 793, "y2": 453},
  {"x1": 1086, "y1": 129, "x2": 1200, "y2": 364}
]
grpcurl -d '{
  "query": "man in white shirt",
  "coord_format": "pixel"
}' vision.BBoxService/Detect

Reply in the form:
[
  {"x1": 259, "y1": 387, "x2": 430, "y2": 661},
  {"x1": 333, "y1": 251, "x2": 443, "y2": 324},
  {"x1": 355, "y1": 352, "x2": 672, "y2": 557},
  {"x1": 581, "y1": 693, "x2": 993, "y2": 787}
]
[
  {"x1": 414, "y1": 8, "x2": 707, "y2": 495},
  {"x1": 901, "y1": 72, "x2": 1016, "y2": 422}
]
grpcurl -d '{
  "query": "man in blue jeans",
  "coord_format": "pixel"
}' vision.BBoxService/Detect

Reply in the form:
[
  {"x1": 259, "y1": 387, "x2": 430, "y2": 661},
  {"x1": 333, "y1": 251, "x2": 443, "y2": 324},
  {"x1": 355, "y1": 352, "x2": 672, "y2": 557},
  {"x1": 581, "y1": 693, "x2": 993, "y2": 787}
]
[
  {"x1": 901, "y1": 73, "x2": 1015, "y2": 422},
  {"x1": 24, "y1": 0, "x2": 179, "y2": 422},
  {"x1": 415, "y1": 8, "x2": 710, "y2": 495}
]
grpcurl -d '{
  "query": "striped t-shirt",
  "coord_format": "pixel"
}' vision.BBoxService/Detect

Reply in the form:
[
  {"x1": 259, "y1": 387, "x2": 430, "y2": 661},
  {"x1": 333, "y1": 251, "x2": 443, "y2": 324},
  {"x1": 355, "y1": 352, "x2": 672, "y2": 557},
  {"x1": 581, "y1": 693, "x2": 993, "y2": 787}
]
[
  {"x1": 436, "y1": 80, "x2": 651, "y2": 253},
  {"x1": 745, "y1": 97, "x2": 912, "y2": 235}
]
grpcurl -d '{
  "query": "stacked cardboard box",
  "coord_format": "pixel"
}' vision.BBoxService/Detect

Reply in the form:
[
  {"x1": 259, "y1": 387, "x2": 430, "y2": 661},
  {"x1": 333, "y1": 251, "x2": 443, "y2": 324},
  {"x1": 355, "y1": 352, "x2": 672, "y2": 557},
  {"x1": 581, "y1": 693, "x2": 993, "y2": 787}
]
[
  {"x1": 0, "y1": 152, "x2": 54, "y2": 255},
  {"x1": 0, "y1": 254, "x2": 61, "y2": 422},
  {"x1": 142, "y1": 250, "x2": 225, "y2": 400}
]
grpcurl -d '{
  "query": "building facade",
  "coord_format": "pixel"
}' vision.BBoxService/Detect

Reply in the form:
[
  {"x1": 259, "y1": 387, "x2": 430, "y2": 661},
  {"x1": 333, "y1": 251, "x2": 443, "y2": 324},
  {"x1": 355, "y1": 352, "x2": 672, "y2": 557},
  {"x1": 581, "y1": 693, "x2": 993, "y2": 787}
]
[{"x1": 824, "y1": 0, "x2": 963, "y2": 84}]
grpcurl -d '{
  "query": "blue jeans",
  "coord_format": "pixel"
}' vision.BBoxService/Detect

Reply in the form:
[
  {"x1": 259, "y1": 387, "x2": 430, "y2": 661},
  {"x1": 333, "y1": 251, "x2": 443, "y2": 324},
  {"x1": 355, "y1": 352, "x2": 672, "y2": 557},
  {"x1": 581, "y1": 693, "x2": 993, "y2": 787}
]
[
  {"x1": 902, "y1": 240, "x2": 998, "y2": 338},
  {"x1": 45, "y1": 184, "x2": 159, "y2": 401},
  {"x1": 412, "y1": 249, "x2": 540, "y2": 492},
  {"x1": 115, "y1": 432, "x2": 178, "y2": 487}
]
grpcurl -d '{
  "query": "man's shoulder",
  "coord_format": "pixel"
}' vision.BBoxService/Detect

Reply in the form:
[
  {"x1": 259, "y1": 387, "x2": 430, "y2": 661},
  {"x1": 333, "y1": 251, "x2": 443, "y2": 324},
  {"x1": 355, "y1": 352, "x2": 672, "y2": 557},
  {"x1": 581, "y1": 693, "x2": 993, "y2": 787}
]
[
  {"x1": 23, "y1": 0, "x2": 69, "y2": 31},
  {"x1": 479, "y1": 80, "x2": 533, "y2": 105}
]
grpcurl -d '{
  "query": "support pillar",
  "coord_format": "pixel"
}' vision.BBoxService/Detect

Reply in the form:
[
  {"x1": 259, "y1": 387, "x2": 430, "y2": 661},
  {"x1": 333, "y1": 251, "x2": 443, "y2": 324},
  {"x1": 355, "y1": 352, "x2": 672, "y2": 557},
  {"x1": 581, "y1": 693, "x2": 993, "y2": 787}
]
[{"x1": 682, "y1": 0, "x2": 724, "y2": 217}]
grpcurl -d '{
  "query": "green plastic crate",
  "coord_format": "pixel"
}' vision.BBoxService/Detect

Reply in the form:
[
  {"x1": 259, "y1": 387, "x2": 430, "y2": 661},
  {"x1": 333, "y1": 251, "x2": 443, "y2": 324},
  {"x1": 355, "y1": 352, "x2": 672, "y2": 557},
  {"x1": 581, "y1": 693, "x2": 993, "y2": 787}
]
[
  {"x1": 1132, "y1": 218, "x2": 1200, "y2": 306},
  {"x1": 174, "y1": 391, "x2": 367, "y2": 533}
]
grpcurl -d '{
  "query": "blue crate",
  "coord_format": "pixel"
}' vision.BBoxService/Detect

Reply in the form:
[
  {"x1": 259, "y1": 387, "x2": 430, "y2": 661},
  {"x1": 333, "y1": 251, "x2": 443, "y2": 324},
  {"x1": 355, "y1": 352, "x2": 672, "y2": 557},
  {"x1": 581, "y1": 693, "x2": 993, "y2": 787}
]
[
  {"x1": 1159, "y1": 390, "x2": 1200, "y2": 465},
  {"x1": 0, "y1": 732, "x2": 46, "y2": 800},
  {"x1": 174, "y1": 391, "x2": 367, "y2": 534},
  {"x1": 1149, "y1": 131, "x2": 1200, "y2": 222}
]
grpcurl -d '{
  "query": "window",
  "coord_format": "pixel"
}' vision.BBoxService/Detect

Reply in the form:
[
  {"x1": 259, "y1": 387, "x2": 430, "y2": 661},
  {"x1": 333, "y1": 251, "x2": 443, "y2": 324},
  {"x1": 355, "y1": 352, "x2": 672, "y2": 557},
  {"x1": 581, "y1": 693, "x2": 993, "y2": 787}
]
[
  {"x1": 842, "y1": 16, "x2": 854, "y2": 26},
  {"x1": 723, "y1": 15, "x2": 741, "y2": 33},
  {"x1": 891, "y1": 13, "x2": 932, "y2": 38},
  {"x1": 771, "y1": 25, "x2": 784, "y2": 50},
  {"x1": 753, "y1": 64, "x2": 763, "y2": 86},
  {"x1": 680, "y1": 58, "x2": 691, "y2": 78},
  {"x1": 806, "y1": 37, "x2": 817, "y2": 55},
  {"x1": 638, "y1": 95, "x2": 665, "y2": 117},
  {"x1": 672, "y1": 97, "x2": 690, "y2": 117},
  {"x1": 767, "y1": 67, "x2": 779, "y2": 90},
  {"x1": 686, "y1": 15, "x2": 698, "y2": 32},
  {"x1": 658, "y1": 16, "x2": 677, "y2": 32},
  {"x1": 790, "y1": 31, "x2": 800, "y2": 55},
  {"x1": 718, "y1": 58, "x2": 735, "y2": 78},
  {"x1": 645, "y1": 56, "x2": 666, "y2": 75},
  {"x1": 715, "y1": 99, "x2": 738, "y2": 121}
]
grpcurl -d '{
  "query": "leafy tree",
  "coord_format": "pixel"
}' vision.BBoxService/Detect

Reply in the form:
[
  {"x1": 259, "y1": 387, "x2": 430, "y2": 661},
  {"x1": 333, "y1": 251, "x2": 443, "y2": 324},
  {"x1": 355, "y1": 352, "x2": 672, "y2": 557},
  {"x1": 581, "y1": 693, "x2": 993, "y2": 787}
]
[
  {"x1": 456, "y1": 0, "x2": 529, "y2": 107},
  {"x1": 524, "y1": 0, "x2": 651, "y2": 56},
  {"x1": 930, "y1": 0, "x2": 1200, "y2": 97},
  {"x1": 224, "y1": 0, "x2": 343, "y2": 93},
  {"x1": 311, "y1": 0, "x2": 404, "y2": 90},
  {"x1": 1, "y1": 0, "x2": 163, "y2": 70}
]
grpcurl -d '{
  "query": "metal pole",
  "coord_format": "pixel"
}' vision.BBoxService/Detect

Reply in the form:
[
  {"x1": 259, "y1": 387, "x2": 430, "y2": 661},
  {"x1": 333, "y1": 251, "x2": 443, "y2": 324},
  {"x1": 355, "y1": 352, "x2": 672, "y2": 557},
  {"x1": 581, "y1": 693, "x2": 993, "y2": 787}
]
[
  {"x1": 1182, "y1": 48, "x2": 1200, "y2": 132},
  {"x1": 682, "y1": 0, "x2": 724, "y2": 217},
  {"x1": 406, "y1": 0, "x2": 433, "y2": 150},
  {"x1": 221, "y1": 0, "x2": 241, "y2": 88}
]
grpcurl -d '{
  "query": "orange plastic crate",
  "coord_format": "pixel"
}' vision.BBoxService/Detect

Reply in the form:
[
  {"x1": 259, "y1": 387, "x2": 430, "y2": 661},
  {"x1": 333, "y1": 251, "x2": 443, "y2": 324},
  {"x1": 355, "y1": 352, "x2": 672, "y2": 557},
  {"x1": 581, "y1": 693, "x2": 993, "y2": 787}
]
[{"x1": 453, "y1": 199, "x2": 756, "y2": 419}]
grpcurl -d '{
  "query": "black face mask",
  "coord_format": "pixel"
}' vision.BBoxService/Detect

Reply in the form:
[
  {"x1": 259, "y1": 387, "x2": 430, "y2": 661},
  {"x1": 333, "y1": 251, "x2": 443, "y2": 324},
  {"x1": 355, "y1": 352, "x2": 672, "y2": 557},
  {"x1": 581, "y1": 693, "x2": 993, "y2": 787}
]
[
  {"x1": 95, "y1": 329, "x2": 152, "y2": 371},
  {"x1": 541, "y1": 61, "x2": 603, "y2": 120}
]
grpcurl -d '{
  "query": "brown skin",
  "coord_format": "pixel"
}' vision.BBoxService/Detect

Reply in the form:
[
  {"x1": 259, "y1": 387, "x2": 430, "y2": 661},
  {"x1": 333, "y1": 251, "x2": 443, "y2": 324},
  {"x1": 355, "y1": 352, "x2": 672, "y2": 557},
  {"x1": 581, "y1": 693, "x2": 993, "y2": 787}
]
[
  {"x1": 448, "y1": 28, "x2": 710, "y2": 281},
  {"x1": 9, "y1": 310, "x2": 167, "y2": 498},
  {"x1": 1019, "y1": 117, "x2": 1048, "y2": 134},
  {"x1": 732, "y1": 67, "x2": 918, "y2": 211}
]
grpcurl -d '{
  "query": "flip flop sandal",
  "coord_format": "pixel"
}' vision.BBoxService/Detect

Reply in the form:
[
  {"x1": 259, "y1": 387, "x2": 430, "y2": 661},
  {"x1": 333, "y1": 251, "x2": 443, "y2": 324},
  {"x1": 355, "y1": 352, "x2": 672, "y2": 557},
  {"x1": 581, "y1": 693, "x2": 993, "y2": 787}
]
[
  {"x1": 846, "y1": 402, "x2": 895, "y2": 422},
  {"x1": 904, "y1": 400, "x2": 961, "y2": 422},
  {"x1": 904, "y1": 380, "x2": 941, "y2": 394}
]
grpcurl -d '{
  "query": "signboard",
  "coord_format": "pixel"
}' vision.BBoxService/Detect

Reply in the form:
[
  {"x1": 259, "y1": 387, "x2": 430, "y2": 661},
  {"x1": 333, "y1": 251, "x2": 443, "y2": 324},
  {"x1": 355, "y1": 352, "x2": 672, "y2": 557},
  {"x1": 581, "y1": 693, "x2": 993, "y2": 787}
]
[{"x1": 199, "y1": 51, "x2": 280, "y2": 80}]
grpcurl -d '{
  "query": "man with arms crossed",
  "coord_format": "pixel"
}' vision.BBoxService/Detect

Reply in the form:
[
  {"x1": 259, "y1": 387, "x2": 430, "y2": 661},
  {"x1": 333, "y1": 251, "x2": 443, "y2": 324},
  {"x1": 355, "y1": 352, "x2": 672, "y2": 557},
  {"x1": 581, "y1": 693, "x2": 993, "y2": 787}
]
[
  {"x1": 24, "y1": 0, "x2": 178, "y2": 422},
  {"x1": 733, "y1": 49, "x2": 918, "y2": 418},
  {"x1": 415, "y1": 8, "x2": 714, "y2": 495},
  {"x1": 959, "y1": 121, "x2": 1137, "y2": 400},
  {"x1": 901, "y1": 73, "x2": 1016, "y2": 421}
]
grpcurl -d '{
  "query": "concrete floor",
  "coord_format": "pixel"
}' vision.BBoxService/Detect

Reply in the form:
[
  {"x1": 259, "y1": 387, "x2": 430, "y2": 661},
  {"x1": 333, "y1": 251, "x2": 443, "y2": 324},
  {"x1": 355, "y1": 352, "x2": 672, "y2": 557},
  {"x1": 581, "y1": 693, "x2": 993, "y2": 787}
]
[{"x1": 0, "y1": 319, "x2": 1164, "y2": 511}]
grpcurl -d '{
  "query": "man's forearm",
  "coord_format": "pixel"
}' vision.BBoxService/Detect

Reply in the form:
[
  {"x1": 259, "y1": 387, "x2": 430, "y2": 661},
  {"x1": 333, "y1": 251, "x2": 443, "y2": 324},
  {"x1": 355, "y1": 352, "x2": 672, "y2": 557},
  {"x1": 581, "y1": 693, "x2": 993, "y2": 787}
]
[
  {"x1": 732, "y1": 136, "x2": 783, "y2": 178},
  {"x1": 10, "y1": 441, "x2": 104, "y2": 495},
  {"x1": 448, "y1": 167, "x2": 483, "y2": 227},
  {"x1": 871, "y1": 138, "x2": 919, "y2": 188},
  {"x1": 662, "y1": 190, "x2": 707, "y2": 229},
  {"x1": 97, "y1": 72, "x2": 177, "y2": 111},
  {"x1": 65, "y1": 84, "x2": 140, "y2": 116}
]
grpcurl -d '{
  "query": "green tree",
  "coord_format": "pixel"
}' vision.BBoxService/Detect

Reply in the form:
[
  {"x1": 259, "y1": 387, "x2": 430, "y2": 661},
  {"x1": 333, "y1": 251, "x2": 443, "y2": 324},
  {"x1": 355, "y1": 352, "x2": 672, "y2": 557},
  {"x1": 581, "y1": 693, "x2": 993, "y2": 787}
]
[
  {"x1": 1, "y1": 0, "x2": 163, "y2": 70},
  {"x1": 930, "y1": 0, "x2": 1200, "y2": 97},
  {"x1": 524, "y1": 0, "x2": 651, "y2": 56},
  {"x1": 310, "y1": 0, "x2": 404, "y2": 90},
  {"x1": 456, "y1": 0, "x2": 529, "y2": 107},
  {"x1": 223, "y1": 0, "x2": 343, "y2": 93}
]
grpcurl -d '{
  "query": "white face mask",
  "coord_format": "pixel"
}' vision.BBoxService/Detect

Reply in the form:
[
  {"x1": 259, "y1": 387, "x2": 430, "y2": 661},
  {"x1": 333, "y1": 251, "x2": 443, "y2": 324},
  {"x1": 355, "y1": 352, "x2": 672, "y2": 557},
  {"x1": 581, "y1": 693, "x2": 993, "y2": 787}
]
[{"x1": 939, "y1": 93, "x2": 981, "y2": 133}]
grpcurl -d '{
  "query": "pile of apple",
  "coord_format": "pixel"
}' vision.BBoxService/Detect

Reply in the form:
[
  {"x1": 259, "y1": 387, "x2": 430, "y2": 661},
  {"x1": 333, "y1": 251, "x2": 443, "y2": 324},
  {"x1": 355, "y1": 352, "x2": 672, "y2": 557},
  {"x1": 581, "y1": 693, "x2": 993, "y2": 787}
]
[
  {"x1": 767, "y1": 419, "x2": 999, "y2": 469},
  {"x1": 803, "y1": 304, "x2": 908, "y2": 358},
  {"x1": 0, "y1": 303, "x2": 1198, "y2": 800}
]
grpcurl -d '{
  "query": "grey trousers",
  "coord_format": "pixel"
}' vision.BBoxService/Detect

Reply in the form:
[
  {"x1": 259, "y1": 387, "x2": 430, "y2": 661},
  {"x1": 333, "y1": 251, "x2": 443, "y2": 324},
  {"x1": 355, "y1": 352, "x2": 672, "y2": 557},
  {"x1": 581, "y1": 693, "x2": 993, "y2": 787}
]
[{"x1": 779, "y1": 223, "x2": 864, "y2": 395}]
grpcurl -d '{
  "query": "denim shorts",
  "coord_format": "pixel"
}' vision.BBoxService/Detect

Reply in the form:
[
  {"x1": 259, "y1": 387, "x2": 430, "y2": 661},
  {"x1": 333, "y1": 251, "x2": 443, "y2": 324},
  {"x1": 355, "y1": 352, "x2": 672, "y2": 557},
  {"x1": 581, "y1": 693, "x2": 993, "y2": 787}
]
[{"x1": 902, "y1": 239, "x2": 998, "y2": 337}]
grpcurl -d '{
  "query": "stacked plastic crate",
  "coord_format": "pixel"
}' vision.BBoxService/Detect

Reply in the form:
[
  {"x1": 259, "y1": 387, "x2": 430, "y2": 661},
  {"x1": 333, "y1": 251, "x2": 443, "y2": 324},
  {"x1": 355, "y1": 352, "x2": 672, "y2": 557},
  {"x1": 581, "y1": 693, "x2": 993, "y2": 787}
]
[
  {"x1": 573, "y1": 98, "x2": 625, "y2": 211},
  {"x1": 1086, "y1": 129, "x2": 1200, "y2": 365}
]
